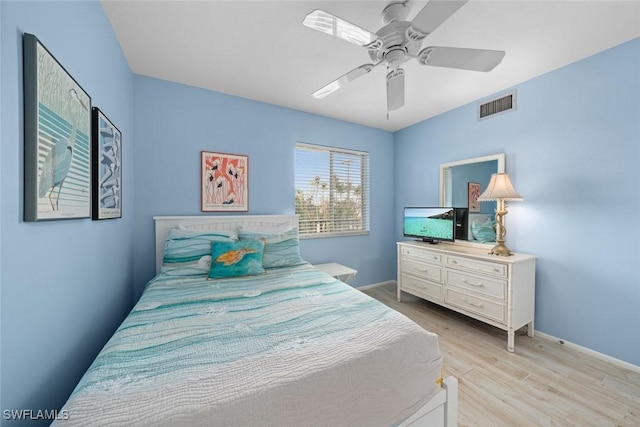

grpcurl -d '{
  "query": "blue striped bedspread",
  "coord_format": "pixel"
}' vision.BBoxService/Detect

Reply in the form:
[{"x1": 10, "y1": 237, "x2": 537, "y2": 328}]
[{"x1": 54, "y1": 263, "x2": 442, "y2": 426}]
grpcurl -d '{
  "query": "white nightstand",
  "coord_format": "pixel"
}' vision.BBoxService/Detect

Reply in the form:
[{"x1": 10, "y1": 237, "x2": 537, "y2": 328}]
[{"x1": 314, "y1": 263, "x2": 358, "y2": 283}]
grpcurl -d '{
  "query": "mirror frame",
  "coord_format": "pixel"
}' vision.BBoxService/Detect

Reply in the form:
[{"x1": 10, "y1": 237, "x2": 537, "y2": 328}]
[{"x1": 439, "y1": 153, "x2": 505, "y2": 248}]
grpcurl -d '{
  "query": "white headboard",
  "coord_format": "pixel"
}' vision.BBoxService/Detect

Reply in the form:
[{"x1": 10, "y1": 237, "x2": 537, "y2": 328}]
[{"x1": 153, "y1": 215, "x2": 299, "y2": 274}]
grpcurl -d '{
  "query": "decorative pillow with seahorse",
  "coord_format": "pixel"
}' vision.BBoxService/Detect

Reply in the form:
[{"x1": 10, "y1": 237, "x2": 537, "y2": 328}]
[{"x1": 208, "y1": 239, "x2": 265, "y2": 279}]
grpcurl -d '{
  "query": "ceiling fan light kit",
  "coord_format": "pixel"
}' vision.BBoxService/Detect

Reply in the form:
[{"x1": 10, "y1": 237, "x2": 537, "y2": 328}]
[{"x1": 303, "y1": 0, "x2": 505, "y2": 115}]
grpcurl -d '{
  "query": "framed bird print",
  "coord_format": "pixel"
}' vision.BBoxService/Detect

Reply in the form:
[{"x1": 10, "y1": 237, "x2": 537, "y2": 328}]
[
  {"x1": 201, "y1": 151, "x2": 248, "y2": 212},
  {"x1": 23, "y1": 33, "x2": 92, "y2": 221},
  {"x1": 92, "y1": 108, "x2": 122, "y2": 220}
]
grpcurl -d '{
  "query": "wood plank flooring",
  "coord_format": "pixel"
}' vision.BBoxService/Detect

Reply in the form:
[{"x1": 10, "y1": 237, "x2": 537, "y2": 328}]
[{"x1": 361, "y1": 283, "x2": 640, "y2": 427}]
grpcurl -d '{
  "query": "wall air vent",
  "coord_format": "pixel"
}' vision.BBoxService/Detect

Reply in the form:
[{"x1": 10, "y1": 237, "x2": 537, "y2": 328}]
[{"x1": 478, "y1": 91, "x2": 516, "y2": 120}]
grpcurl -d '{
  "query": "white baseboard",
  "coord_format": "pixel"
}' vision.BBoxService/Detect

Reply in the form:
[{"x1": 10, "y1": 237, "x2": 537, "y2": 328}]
[
  {"x1": 535, "y1": 331, "x2": 640, "y2": 373},
  {"x1": 355, "y1": 280, "x2": 396, "y2": 291},
  {"x1": 358, "y1": 281, "x2": 640, "y2": 374}
]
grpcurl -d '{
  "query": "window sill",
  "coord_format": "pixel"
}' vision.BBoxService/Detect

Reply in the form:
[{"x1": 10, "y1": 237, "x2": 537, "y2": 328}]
[{"x1": 299, "y1": 231, "x2": 370, "y2": 239}]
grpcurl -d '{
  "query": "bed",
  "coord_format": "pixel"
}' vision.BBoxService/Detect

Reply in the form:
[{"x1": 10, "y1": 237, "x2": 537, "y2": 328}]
[{"x1": 54, "y1": 215, "x2": 457, "y2": 426}]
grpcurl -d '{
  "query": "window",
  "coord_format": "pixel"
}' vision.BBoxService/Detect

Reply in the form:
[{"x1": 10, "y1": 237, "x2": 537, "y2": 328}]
[
  {"x1": 295, "y1": 143, "x2": 370, "y2": 237},
  {"x1": 442, "y1": 167, "x2": 452, "y2": 206}
]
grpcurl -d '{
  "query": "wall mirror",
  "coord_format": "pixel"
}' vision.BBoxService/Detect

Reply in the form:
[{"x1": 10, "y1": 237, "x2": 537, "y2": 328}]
[{"x1": 439, "y1": 154, "x2": 505, "y2": 246}]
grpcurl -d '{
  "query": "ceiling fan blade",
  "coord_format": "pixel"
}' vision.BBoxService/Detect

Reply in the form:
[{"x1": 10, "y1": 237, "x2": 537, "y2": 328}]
[
  {"x1": 387, "y1": 68, "x2": 405, "y2": 112},
  {"x1": 303, "y1": 9, "x2": 381, "y2": 48},
  {"x1": 410, "y1": 0, "x2": 468, "y2": 37},
  {"x1": 311, "y1": 64, "x2": 376, "y2": 99},
  {"x1": 418, "y1": 46, "x2": 505, "y2": 72}
]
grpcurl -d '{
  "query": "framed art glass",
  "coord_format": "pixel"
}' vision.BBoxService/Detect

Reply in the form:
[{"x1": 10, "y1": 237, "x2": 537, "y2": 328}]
[
  {"x1": 23, "y1": 33, "x2": 91, "y2": 221},
  {"x1": 92, "y1": 107, "x2": 122, "y2": 220},
  {"x1": 201, "y1": 151, "x2": 248, "y2": 212},
  {"x1": 468, "y1": 182, "x2": 481, "y2": 213}
]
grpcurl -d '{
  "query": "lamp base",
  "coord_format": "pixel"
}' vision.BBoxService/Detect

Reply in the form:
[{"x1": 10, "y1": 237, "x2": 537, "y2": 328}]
[{"x1": 489, "y1": 241, "x2": 513, "y2": 257}]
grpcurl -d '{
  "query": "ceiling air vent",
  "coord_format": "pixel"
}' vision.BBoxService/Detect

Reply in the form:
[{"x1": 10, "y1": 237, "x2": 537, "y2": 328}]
[{"x1": 478, "y1": 91, "x2": 516, "y2": 120}]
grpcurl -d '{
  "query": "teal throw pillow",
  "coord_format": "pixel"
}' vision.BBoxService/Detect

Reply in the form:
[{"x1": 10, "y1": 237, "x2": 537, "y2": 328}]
[
  {"x1": 238, "y1": 227, "x2": 305, "y2": 268},
  {"x1": 208, "y1": 240, "x2": 265, "y2": 279},
  {"x1": 162, "y1": 228, "x2": 238, "y2": 276},
  {"x1": 471, "y1": 219, "x2": 496, "y2": 243}
]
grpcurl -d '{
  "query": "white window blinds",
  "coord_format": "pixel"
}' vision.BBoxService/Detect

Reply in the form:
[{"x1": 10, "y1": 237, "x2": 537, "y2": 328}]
[
  {"x1": 295, "y1": 143, "x2": 370, "y2": 237},
  {"x1": 443, "y1": 167, "x2": 452, "y2": 206}
]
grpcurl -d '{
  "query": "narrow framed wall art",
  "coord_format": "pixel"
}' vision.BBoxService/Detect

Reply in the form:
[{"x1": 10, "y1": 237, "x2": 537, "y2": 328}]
[
  {"x1": 92, "y1": 107, "x2": 122, "y2": 220},
  {"x1": 23, "y1": 33, "x2": 92, "y2": 221},
  {"x1": 201, "y1": 151, "x2": 248, "y2": 212},
  {"x1": 468, "y1": 182, "x2": 481, "y2": 213}
]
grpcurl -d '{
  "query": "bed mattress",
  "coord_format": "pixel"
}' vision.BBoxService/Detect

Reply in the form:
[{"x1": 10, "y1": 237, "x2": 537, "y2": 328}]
[{"x1": 53, "y1": 263, "x2": 442, "y2": 426}]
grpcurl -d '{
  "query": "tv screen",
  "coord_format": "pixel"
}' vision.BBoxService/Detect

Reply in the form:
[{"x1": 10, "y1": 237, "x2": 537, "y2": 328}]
[{"x1": 403, "y1": 207, "x2": 455, "y2": 243}]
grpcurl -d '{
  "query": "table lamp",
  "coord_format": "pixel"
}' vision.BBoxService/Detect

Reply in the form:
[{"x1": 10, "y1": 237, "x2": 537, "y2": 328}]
[{"x1": 477, "y1": 173, "x2": 523, "y2": 256}]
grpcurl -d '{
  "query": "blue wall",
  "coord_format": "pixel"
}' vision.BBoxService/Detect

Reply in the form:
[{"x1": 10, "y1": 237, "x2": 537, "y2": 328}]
[
  {"x1": 0, "y1": 0, "x2": 134, "y2": 420},
  {"x1": 0, "y1": 0, "x2": 638, "y2": 419},
  {"x1": 395, "y1": 37, "x2": 640, "y2": 366},
  {"x1": 131, "y1": 76, "x2": 396, "y2": 298}
]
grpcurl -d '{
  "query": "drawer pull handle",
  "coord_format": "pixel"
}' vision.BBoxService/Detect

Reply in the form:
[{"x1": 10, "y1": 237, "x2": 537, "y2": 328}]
[
  {"x1": 463, "y1": 297, "x2": 483, "y2": 308},
  {"x1": 451, "y1": 260, "x2": 458, "y2": 264},
  {"x1": 463, "y1": 279, "x2": 484, "y2": 287},
  {"x1": 415, "y1": 267, "x2": 430, "y2": 273},
  {"x1": 493, "y1": 268, "x2": 501, "y2": 273}
]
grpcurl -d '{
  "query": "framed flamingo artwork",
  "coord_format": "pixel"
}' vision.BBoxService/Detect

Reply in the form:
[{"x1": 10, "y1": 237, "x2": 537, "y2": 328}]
[
  {"x1": 23, "y1": 33, "x2": 92, "y2": 221},
  {"x1": 201, "y1": 151, "x2": 248, "y2": 212}
]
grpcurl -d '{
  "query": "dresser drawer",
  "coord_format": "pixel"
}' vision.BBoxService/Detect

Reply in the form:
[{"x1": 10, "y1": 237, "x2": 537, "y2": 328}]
[
  {"x1": 401, "y1": 274, "x2": 442, "y2": 302},
  {"x1": 397, "y1": 241, "x2": 536, "y2": 352},
  {"x1": 446, "y1": 270, "x2": 506, "y2": 300},
  {"x1": 445, "y1": 288, "x2": 505, "y2": 323},
  {"x1": 402, "y1": 258, "x2": 443, "y2": 283},
  {"x1": 445, "y1": 255, "x2": 507, "y2": 278},
  {"x1": 401, "y1": 246, "x2": 442, "y2": 265}
]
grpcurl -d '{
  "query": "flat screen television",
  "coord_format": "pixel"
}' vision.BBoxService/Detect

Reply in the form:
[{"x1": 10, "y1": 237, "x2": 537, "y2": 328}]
[{"x1": 403, "y1": 207, "x2": 456, "y2": 243}]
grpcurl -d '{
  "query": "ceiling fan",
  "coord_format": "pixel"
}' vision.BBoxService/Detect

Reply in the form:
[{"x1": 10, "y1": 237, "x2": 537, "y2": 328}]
[{"x1": 303, "y1": 0, "x2": 505, "y2": 115}]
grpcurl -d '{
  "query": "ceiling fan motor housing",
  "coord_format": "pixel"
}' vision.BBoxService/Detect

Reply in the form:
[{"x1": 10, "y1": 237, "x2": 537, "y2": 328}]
[{"x1": 368, "y1": 21, "x2": 421, "y2": 67}]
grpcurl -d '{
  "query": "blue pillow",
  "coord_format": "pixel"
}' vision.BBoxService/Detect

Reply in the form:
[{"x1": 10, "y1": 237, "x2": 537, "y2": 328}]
[
  {"x1": 471, "y1": 219, "x2": 496, "y2": 243},
  {"x1": 208, "y1": 240, "x2": 265, "y2": 279},
  {"x1": 238, "y1": 227, "x2": 305, "y2": 268},
  {"x1": 161, "y1": 228, "x2": 238, "y2": 276}
]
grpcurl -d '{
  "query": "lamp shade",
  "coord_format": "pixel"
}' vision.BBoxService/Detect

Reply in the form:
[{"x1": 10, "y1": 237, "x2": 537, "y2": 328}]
[{"x1": 477, "y1": 173, "x2": 523, "y2": 201}]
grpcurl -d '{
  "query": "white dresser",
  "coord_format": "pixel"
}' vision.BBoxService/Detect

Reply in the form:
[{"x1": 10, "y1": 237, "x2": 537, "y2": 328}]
[{"x1": 397, "y1": 241, "x2": 536, "y2": 352}]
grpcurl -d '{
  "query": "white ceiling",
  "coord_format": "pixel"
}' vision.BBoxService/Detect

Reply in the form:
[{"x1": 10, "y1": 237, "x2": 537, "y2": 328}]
[{"x1": 101, "y1": 0, "x2": 640, "y2": 132}]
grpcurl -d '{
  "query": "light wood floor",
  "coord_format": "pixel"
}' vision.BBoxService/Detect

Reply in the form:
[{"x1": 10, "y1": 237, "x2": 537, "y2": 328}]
[{"x1": 362, "y1": 283, "x2": 640, "y2": 427}]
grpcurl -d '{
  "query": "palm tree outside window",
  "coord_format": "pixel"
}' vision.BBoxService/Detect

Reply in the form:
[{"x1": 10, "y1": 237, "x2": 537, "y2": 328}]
[{"x1": 295, "y1": 143, "x2": 370, "y2": 237}]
